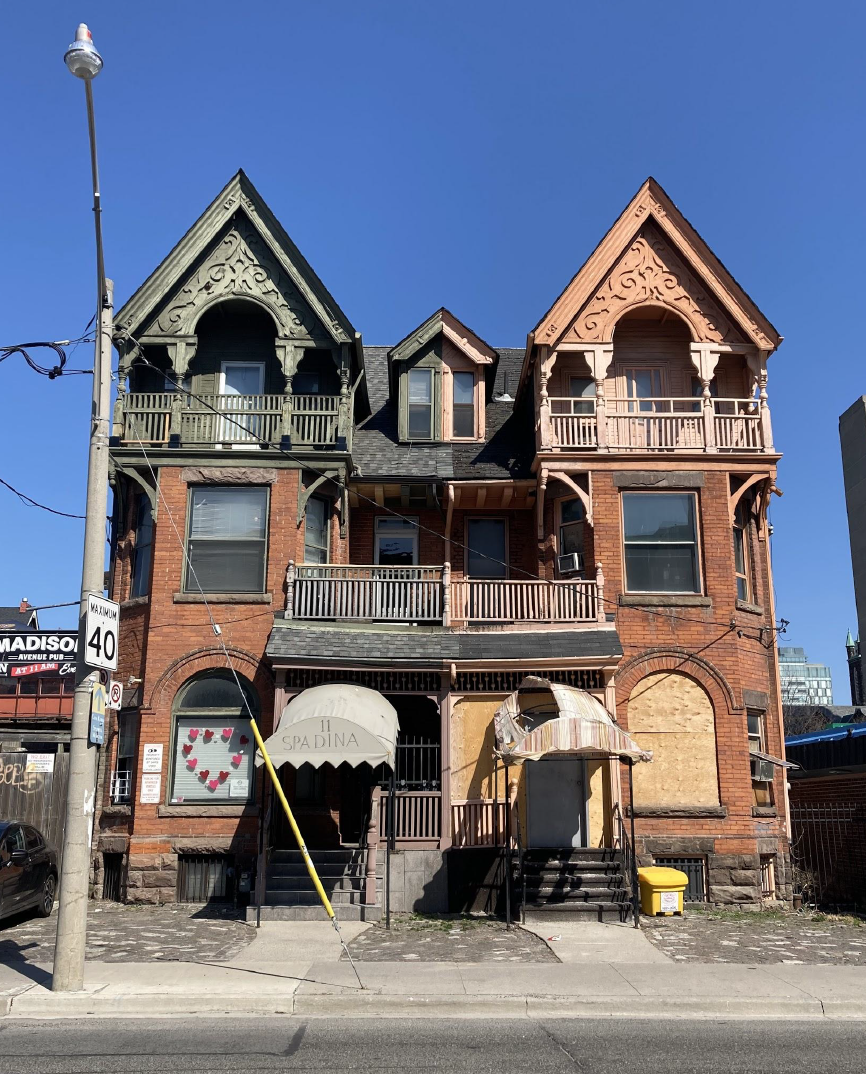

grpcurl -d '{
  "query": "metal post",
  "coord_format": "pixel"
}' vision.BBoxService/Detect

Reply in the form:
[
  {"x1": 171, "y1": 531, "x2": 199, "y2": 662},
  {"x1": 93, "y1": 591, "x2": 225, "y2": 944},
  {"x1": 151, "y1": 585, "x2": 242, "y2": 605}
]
[
  {"x1": 628, "y1": 760, "x2": 640, "y2": 928},
  {"x1": 385, "y1": 771, "x2": 394, "y2": 930},
  {"x1": 255, "y1": 780, "x2": 268, "y2": 928},
  {"x1": 504, "y1": 763, "x2": 512, "y2": 927}
]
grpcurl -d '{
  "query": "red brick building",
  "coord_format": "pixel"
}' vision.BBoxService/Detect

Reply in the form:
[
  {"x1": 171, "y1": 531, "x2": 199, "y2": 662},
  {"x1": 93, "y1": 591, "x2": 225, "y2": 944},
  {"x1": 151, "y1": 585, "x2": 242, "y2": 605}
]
[{"x1": 99, "y1": 172, "x2": 789, "y2": 913}]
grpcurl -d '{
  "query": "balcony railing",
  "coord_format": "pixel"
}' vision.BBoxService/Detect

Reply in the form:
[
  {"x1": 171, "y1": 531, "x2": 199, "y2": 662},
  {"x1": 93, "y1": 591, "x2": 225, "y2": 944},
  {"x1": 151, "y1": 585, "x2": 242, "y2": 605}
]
[
  {"x1": 379, "y1": 791, "x2": 442, "y2": 843},
  {"x1": 286, "y1": 562, "x2": 606, "y2": 626},
  {"x1": 118, "y1": 391, "x2": 351, "y2": 449},
  {"x1": 543, "y1": 396, "x2": 771, "y2": 453}
]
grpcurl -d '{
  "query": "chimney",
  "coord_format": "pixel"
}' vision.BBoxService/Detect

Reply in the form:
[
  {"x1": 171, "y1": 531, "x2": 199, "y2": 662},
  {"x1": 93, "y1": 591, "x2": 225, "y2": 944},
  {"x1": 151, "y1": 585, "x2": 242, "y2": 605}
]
[{"x1": 18, "y1": 598, "x2": 29, "y2": 614}]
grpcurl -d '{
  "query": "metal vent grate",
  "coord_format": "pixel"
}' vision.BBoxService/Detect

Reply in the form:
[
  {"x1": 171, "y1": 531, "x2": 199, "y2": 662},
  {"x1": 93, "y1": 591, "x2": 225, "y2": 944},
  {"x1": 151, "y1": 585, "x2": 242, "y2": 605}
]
[
  {"x1": 102, "y1": 853, "x2": 124, "y2": 902},
  {"x1": 455, "y1": 668, "x2": 604, "y2": 693},
  {"x1": 282, "y1": 668, "x2": 442, "y2": 692},
  {"x1": 653, "y1": 856, "x2": 707, "y2": 902},
  {"x1": 177, "y1": 854, "x2": 234, "y2": 903}
]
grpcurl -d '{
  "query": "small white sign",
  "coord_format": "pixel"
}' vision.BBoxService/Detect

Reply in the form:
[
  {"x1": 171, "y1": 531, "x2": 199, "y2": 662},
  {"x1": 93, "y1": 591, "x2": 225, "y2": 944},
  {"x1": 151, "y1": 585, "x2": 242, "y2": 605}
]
[
  {"x1": 139, "y1": 773, "x2": 161, "y2": 803},
  {"x1": 142, "y1": 743, "x2": 163, "y2": 773},
  {"x1": 84, "y1": 594, "x2": 120, "y2": 671},
  {"x1": 229, "y1": 778, "x2": 250, "y2": 799},
  {"x1": 25, "y1": 753, "x2": 55, "y2": 774},
  {"x1": 107, "y1": 680, "x2": 123, "y2": 710},
  {"x1": 660, "y1": 890, "x2": 680, "y2": 913}
]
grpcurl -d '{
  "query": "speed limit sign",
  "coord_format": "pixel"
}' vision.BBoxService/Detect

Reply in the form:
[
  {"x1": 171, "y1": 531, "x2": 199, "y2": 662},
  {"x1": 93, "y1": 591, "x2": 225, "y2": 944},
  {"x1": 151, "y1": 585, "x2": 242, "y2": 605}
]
[{"x1": 84, "y1": 594, "x2": 119, "y2": 672}]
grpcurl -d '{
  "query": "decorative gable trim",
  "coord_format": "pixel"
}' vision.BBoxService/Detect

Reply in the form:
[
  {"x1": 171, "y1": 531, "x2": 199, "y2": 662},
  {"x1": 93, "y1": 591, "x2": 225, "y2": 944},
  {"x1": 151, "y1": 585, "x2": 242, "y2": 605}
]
[
  {"x1": 532, "y1": 178, "x2": 781, "y2": 355},
  {"x1": 389, "y1": 308, "x2": 497, "y2": 366}
]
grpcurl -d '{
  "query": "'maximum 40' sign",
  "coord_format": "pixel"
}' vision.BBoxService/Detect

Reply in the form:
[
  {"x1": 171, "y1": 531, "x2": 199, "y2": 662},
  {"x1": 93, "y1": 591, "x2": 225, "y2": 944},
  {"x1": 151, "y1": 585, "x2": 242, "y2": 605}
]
[{"x1": 0, "y1": 632, "x2": 78, "y2": 677}]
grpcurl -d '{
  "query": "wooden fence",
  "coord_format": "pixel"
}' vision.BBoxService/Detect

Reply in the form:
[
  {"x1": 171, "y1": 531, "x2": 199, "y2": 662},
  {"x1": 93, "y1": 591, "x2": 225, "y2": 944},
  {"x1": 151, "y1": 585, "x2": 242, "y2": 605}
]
[{"x1": 0, "y1": 752, "x2": 69, "y2": 869}]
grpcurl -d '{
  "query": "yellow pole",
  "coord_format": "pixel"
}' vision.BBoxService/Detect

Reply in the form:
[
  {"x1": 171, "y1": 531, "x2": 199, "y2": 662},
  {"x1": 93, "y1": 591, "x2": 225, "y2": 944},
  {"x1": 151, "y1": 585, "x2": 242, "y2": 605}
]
[{"x1": 249, "y1": 717, "x2": 335, "y2": 920}]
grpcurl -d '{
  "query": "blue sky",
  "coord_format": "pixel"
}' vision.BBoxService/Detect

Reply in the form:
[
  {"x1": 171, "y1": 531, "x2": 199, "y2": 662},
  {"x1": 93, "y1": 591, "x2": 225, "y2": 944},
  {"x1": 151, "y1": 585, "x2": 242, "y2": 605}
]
[{"x1": 2, "y1": 2, "x2": 864, "y2": 699}]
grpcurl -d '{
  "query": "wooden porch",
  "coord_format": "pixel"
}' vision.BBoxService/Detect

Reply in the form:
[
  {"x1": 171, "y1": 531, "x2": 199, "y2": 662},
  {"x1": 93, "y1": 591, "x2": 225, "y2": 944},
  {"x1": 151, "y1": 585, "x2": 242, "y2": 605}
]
[{"x1": 285, "y1": 563, "x2": 605, "y2": 625}]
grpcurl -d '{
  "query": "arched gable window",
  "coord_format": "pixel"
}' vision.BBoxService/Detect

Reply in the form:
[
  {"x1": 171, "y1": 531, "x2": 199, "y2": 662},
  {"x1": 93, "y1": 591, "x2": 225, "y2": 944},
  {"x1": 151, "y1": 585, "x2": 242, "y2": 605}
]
[{"x1": 169, "y1": 670, "x2": 257, "y2": 805}]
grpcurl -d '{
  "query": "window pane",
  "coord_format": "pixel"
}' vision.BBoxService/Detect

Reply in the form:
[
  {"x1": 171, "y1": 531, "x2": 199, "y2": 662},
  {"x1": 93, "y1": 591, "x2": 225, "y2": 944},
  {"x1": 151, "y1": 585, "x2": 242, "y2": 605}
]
[
  {"x1": 409, "y1": 369, "x2": 432, "y2": 403},
  {"x1": 131, "y1": 498, "x2": 153, "y2": 598},
  {"x1": 453, "y1": 406, "x2": 475, "y2": 438},
  {"x1": 623, "y1": 494, "x2": 696, "y2": 544},
  {"x1": 453, "y1": 372, "x2": 474, "y2": 406},
  {"x1": 736, "y1": 575, "x2": 749, "y2": 601},
  {"x1": 171, "y1": 716, "x2": 254, "y2": 804},
  {"x1": 118, "y1": 712, "x2": 138, "y2": 761},
  {"x1": 304, "y1": 497, "x2": 329, "y2": 563},
  {"x1": 39, "y1": 678, "x2": 62, "y2": 695},
  {"x1": 377, "y1": 537, "x2": 416, "y2": 565},
  {"x1": 180, "y1": 674, "x2": 253, "y2": 713},
  {"x1": 560, "y1": 522, "x2": 584, "y2": 557},
  {"x1": 561, "y1": 499, "x2": 584, "y2": 525},
  {"x1": 188, "y1": 539, "x2": 266, "y2": 592},
  {"x1": 18, "y1": 679, "x2": 38, "y2": 695},
  {"x1": 0, "y1": 680, "x2": 15, "y2": 695},
  {"x1": 293, "y1": 373, "x2": 319, "y2": 394},
  {"x1": 747, "y1": 713, "x2": 762, "y2": 739},
  {"x1": 624, "y1": 544, "x2": 698, "y2": 593},
  {"x1": 189, "y1": 488, "x2": 267, "y2": 540},
  {"x1": 568, "y1": 377, "x2": 596, "y2": 399},
  {"x1": 467, "y1": 519, "x2": 507, "y2": 579},
  {"x1": 408, "y1": 405, "x2": 432, "y2": 439},
  {"x1": 733, "y1": 526, "x2": 746, "y2": 575}
]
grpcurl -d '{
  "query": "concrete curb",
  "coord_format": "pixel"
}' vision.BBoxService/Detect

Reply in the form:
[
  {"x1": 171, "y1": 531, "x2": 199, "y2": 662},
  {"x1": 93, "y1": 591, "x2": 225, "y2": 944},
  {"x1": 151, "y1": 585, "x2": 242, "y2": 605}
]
[{"x1": 6, "y1": 991, "x2": 861, "y2": 1021}]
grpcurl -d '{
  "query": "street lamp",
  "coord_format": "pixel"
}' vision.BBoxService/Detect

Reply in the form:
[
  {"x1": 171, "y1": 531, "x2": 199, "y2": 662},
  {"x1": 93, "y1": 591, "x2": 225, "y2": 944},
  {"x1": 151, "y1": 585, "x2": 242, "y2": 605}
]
[{"x1": 53, "y1": 23, "x2": 114, "y2": 994}]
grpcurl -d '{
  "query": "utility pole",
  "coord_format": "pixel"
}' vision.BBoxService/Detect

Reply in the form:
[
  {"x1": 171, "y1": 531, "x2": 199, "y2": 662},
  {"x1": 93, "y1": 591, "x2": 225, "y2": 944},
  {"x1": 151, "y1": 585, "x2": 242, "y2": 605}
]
[{"x1": 53, "y1": 24, "x2": 111, "y2": 993}]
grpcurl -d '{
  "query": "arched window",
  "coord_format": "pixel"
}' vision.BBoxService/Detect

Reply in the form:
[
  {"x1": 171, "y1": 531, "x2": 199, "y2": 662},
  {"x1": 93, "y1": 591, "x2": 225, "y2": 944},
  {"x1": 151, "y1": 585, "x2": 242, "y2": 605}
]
[{"x1": 169, "y1": 670, "x2": 257, "y2": 805}]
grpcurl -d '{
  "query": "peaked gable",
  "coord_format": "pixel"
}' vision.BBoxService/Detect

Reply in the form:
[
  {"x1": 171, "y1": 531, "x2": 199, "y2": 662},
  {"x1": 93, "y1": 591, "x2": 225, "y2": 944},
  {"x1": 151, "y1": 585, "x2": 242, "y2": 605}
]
[
  {"x1": 533, "y1": 178, "x2": 781, "y2": 354},
  {"x1": 115, "y1": 171, "x2": 358, "y2": 350},
  {"x1": 388, "y1": 308, "x2": 498, "y2": 367}
]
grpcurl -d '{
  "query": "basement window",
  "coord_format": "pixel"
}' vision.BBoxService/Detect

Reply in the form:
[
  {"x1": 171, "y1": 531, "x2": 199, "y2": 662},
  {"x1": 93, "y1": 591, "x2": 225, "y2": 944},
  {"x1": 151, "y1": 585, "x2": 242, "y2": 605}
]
[{"x1": 653, "y1": 856, "x2": 707, "y2": 902}]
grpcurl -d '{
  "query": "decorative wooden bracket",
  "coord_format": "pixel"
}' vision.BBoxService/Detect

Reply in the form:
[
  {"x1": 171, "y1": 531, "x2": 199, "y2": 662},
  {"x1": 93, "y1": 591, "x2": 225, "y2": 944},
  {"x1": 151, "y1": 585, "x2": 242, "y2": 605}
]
[
  {"x1": 297, "y1": 470, "x2": 339, "y2": 526},
  {"x1": 114, "y1": 463, "x2": 159, "y2": 519},
  {"x1": 549, "y1": 469, "x2": 593, "y2": 526},
  {"x1": 536, "y1": 467, "x2": 549, "y2": 540},
  {"x1": 728, "y1": 472, "x2": 770, "y2": 525}
]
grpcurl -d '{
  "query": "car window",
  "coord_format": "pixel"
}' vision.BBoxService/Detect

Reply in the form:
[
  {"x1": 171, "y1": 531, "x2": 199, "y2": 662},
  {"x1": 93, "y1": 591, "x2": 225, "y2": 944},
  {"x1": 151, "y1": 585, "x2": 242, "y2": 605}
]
[
  {"x1": 24, "y1": 827, "x2": 43, "y2": 852},
  {"x1": 3, "y1": 828, "x2": 25, "y2": 854}
]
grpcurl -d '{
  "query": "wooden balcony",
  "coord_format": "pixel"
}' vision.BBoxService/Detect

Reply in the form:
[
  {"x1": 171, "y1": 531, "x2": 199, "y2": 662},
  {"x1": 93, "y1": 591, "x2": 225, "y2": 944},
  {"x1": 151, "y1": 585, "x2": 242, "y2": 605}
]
[
  {"x1": 117, "y1": 391, "x2": 350, "y2": 450},
  {"x1": 285, "y1": 563, "x2": 606, "y2": 626},
  {"x1": 544, "y1": 397, "x2": 771, "y2": 453}
]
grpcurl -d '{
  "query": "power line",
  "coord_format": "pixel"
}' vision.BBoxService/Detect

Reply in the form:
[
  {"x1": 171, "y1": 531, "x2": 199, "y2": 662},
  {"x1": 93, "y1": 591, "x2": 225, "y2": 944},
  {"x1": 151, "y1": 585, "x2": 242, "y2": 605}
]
[
  {"x1": 0, "y1": 337, "x2": 93, "y2": 378},
  {"x1": 0, "y1": 476, "x2": 86, "y2": 519},
  {"x1": 120, "y1": 347, "x2": 786, "y2": 637}
]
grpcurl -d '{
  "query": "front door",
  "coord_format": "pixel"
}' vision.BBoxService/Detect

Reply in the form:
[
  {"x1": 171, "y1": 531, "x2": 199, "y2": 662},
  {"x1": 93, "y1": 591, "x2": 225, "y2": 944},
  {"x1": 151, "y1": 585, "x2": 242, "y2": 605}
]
[
  {"x1": 219, "y1": 362, "x2": 265, "y2": 444},
  {"x1": 527, "y1": 757, "x2": 585, "y2": 848}
]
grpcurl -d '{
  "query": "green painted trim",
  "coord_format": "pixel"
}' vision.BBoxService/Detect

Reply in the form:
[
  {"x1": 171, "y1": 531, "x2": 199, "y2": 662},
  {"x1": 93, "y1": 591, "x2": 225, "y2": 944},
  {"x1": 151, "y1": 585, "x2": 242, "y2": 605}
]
[{"x1": 397, "y1": 340, "x2": 443, "y2": 442}]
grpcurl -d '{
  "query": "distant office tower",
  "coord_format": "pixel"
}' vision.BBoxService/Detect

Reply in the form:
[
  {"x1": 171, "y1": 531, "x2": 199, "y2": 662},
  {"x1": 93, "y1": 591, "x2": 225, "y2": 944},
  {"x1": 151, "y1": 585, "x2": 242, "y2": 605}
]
[
  {"x1": 778, "y1": 646, "x2": 833, "y2": 706},
  {"x1": 840, "y1": 399, "x2": 866, "y2": 703},
  {"x1": 846, "y1": 630, "x2": 864, "y2": 705}
]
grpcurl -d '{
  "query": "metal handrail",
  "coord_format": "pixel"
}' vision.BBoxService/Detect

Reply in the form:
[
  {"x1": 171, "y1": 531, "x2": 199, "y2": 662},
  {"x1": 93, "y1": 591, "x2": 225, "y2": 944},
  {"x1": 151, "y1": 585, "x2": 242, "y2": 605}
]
[{"x1": 614, "y1": 798, "x2": 640, "y2": 928}]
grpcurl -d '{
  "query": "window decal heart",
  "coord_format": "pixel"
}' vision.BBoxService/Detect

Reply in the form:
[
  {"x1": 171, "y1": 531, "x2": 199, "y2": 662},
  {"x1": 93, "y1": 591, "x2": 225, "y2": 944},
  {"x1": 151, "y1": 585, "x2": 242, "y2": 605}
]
[
  {"x1": 187, "y1": 757, "x2": 197, "y2": 769},
  {"x1": 231, "y1": 754, "x2": 242, "y2": 766},
  {"x1": 188, "y1": 728, "x2": 199, "y2": 741},
  {"x1": 203, "y1": 729, "x2": 214, "y2": 741},
  {"x1": 219, "y1": 771, "x2": 229, "y2": 782},
  {"x1": 198, "y1": 769, "x2": 210, "y2": 780},
  {"x1": 182, "y1": 744, "x2": 193, "y2": 756},
  {"x1": 222, "y1": 728, "x2": 233, "y2": 740},
  {"x1": 208, "y1": 779, "x2": 219, "y2": 790},
  {"x1": 239, "y1": 735, "x2": 249, "y2": 745}
]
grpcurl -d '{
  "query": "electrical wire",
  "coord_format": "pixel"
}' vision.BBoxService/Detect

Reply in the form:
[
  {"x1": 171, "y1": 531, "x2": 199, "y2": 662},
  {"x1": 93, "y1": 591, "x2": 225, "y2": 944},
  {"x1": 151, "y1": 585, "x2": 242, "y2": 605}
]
[
  {"x1": 0, "y1": 476, "x2": 86, "y2": 519},
  {"x1": 119, "y1": 346, "x2": 787, "y2": 638},
  {"x1": 0, "y1": 338, "x2": 93, "y2": 377}
]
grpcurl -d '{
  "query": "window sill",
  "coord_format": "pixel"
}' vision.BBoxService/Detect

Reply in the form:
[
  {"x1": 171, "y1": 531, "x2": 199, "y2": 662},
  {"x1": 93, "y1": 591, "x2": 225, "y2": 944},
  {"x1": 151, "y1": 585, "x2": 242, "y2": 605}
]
[
  {"x1": 619, "y1": 594, "x2": 712, "y2": 608},
  {"x1": 101, "y1": 804, "x2": 131, "y2": 817},
  {"x1": 627, "y1": 804, "x2": 727, "y2": 818},
  {"x1": 736, "y1": 599, "x2": 765, "y2": 615},
  {"x1": 173, "y1": 592, "x2": 272, "y2": 604},
  {"x1": 158, "y1": 804, "x2": 259, "y2": 818},
  {"x1": 120, "y1": 595, "x2": 149, "y2": 609},
  {"x1": 752, "y1": 806, "x2": 778, "y2": 817}
]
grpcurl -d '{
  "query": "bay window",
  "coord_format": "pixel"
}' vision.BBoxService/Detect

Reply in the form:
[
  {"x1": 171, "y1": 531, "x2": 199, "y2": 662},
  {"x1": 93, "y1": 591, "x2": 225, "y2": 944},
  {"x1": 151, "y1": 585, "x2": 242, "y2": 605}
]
[
  {"x1": 622, "y1": 492, "x2": 700, "y2": 593},
  {"x1": 185, "y1": 486, "x2": 268, "y2": 593}
]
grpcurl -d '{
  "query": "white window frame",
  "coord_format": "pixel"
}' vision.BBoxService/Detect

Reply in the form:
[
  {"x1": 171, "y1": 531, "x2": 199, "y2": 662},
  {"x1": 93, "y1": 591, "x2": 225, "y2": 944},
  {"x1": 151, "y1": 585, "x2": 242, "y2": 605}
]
[
  {"x1": 621, "y1": 491, "x2": 702, "y2": 595},
  {"x1": 219, "y1": 361, "x2": 265, "y2": 396},
  {"x1": 407, "y1": 368, "x2": 435, "y2": 441},
  {"x1": 451, "y1": 370, "x2": 477, "y2": 440},
  {"x1": 375, "y1": 516, "x2": 419, "y2": 566}
]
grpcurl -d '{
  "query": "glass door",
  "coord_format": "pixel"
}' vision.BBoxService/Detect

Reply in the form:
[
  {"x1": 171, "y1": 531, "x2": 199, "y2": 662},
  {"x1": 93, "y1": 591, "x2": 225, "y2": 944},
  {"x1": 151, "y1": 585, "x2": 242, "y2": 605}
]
[{"x1": 220, "y1": 362, "x2": 265, "y2": 444}]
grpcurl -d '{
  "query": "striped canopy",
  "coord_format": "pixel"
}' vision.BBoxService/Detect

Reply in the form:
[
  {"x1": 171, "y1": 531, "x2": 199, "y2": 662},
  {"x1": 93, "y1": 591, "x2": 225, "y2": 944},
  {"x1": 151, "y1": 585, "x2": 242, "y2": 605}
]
[{"x1": 494, "y1": 676, "x2": 652, "y2": 763}]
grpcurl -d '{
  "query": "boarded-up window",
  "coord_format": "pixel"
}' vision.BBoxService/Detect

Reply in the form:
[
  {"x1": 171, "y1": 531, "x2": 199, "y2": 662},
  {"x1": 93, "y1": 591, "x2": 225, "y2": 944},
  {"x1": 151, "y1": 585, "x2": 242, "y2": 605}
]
[{"x1": 628, "y1": 672, "x2": 720, "y2": 808}]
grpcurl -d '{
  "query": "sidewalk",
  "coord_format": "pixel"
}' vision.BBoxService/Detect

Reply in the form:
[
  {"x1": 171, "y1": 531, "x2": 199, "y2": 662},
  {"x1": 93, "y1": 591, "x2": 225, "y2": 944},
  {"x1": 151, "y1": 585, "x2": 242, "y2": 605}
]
[{"x1": 2, "y1": 921, "x2": 865, "y2": 1020}]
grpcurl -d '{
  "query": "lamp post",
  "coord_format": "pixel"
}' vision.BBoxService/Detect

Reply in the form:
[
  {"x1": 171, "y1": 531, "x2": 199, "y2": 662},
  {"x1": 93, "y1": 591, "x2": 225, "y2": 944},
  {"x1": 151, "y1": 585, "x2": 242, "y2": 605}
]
[{"x1": 52, "y1": 23, "x2": 114, "y2": 993}]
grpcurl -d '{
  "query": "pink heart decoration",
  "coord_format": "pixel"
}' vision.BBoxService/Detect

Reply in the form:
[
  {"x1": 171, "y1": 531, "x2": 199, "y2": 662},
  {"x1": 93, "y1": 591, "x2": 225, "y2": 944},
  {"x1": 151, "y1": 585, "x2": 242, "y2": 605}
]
[
  {"x1": 188, "y1": 728, "x2": 199, "y2": 741},
  {"x1": 208, "y1": 779, "x2": 219, "y2": 791},
  {"x1": 222, "y1": 728, "x2": 233, "y2": 740},
  {"x1": 239, "y1": 735, "x2": 249, "y2": 745},
  {"x1": 231, "y1": 754, "x2": 242, "y2": 766},
  {"x1": 182, "y1": 743, "x2": 193, "y2": 756},
  {"x1": 203, "y1": 729, "x2": 214, "y2": 741},
  {"x1": 187, "y1": 757, "x2": 197, "y2": 769},
  {"x1": 219, "y1": 771, "x2": 229, "y2": 782}
]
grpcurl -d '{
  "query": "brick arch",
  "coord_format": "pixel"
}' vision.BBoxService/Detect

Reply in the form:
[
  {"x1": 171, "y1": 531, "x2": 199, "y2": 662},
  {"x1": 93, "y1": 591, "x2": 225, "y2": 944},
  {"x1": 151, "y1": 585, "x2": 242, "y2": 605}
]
[
  {"x1": 614, "y1": 647, "x2": 740, "y2": 726},
  {"x1": 147, "y1": 645, "x2": 268, "y2": 713}
]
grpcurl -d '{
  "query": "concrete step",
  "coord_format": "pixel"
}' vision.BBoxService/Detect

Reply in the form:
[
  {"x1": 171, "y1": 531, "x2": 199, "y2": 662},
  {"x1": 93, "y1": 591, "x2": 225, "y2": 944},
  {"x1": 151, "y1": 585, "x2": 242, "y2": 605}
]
[
  {"x1": 524, "y1": 886, "x2": 630, "y2": 903},
  {"x1": 523, "y1": 867, "x2": 624, "y2": 883},
  {"x1": 269, "y1": 849, "x2": 361, "y2": 864},
  {"x1": 523, "y1": 903, "x2": 632, "y2": 923},
  {"x1": 267, "y1": 864, "x2": 368, "y2": 880},
  {"x1": 523, "y1": 881, "x2": 627, "y2": 898},
  {"x1": 248, "y1": 903, "x2": 381, "y2": 922},
  {"x1": 522, "y1": 849, "x2": 623, "y2": 867},
  {"x1": 264, "y1": 889, "x2": 371, "y2": 906},
  {"x1": 266, "y1": 876, "x2": 383, "y2": 894}
]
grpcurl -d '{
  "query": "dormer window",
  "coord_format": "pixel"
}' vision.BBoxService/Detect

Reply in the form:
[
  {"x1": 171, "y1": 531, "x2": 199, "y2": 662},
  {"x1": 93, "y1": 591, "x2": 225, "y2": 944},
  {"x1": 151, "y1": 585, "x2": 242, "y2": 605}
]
[
  {"x1": 408, "y1": 368, "x2": 434, "y2": 440},
  {"x1": 452, "y1": 372, "x2": 476, "y2": 439}
]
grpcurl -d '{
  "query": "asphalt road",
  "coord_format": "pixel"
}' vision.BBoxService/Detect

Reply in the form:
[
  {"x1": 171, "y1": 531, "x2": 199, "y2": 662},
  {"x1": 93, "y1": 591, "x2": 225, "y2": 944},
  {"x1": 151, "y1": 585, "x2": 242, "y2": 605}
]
[{"x1": 0, "y1": 1017, "x2": 864, "y2": 1073}]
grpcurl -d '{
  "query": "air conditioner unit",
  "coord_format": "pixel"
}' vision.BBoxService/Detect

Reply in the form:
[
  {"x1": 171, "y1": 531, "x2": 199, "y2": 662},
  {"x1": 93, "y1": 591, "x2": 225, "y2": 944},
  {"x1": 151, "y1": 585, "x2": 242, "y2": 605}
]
[
  {"x1": 751, "y1": 757, "x2": 775, "y2": 782},
  {"x1": 557, "y1": 552, "x2": 584, "y2": 576}
]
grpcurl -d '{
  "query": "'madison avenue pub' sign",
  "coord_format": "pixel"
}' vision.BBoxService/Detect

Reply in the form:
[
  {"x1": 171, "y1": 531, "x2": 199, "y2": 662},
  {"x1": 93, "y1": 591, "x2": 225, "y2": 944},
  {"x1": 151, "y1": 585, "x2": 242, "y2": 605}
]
[{"x1": 0, "y1": 632, "x2": 78, "y2": 678}]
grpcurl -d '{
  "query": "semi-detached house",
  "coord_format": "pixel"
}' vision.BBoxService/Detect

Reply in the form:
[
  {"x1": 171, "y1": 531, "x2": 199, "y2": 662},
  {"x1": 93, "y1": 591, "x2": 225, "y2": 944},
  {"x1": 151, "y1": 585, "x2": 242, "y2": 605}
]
[{"x1": 98, "y1": 171, "x2": 789, "y2": 914}]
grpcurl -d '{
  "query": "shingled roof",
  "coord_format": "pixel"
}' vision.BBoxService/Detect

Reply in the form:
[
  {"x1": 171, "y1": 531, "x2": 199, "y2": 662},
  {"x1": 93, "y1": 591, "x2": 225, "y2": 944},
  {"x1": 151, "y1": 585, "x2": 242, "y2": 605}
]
[{"x1": 351, "y1": 346, "x2": 534, "y2": 480}]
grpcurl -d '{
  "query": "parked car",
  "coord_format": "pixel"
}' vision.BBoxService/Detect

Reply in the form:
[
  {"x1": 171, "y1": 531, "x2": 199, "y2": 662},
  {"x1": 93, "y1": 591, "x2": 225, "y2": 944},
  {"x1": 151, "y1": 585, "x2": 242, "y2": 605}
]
[{"x1": 0, "y1": 822, "x2": 57, "y2": 922}]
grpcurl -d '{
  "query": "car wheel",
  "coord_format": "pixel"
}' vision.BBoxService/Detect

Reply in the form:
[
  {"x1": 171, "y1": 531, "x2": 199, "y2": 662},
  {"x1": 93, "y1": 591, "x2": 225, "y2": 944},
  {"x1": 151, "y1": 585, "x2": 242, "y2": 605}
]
[{"x1": 37, "y1": 873, "x2": 56, "y2": 918}]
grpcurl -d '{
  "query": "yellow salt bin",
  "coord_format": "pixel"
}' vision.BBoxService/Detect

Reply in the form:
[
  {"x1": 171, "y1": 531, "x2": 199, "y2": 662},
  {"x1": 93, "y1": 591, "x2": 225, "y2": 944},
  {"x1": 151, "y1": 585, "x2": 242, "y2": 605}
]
[{"x1": 637, "y1": 866, "x2": 689, "y2": 916}]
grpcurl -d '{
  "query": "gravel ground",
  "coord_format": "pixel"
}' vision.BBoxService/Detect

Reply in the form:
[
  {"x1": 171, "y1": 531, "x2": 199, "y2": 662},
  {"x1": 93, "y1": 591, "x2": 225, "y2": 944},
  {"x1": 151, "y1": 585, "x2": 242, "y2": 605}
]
[
  {"x1": 343, "y1": 914, "x2": 559, "y2": 963},
  {"x1": 643, "y1": 907, "x2": 866, "y2": 964},
  {"x1": 0, "y1": 902, "x2": 256, "y2": 963}
]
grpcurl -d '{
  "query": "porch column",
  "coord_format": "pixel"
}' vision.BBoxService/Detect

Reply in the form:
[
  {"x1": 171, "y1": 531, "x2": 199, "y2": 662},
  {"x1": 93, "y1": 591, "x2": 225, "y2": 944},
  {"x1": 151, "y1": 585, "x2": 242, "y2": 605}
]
[
  {"x1": 285, "y1": 560, "x2": 296, "y2": 616},
  {"x1": 364, "y1": 786, "x2": 381, "y2": 904},
  {"x1": 337, "y1": 363, "x2": 350, "y2": 451},
  {"x1": 537, "y1": 347, "x2": 555, "y2": 449},
  {"x1": 689, "y1": 343, "x2": 722, "y2": 452},
  {"x1": 439, "y1": 683, "x2": 452, "y2": 849},
  {"x1": 584, "y1": 345, "x2": 613, "y2": 452}
]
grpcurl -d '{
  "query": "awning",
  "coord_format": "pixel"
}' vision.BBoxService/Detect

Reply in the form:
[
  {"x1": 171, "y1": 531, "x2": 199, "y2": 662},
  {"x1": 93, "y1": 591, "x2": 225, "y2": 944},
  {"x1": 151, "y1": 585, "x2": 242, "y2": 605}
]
[
  {"x1": 257, "y1": 683, "x2": 400, "y2": 770},
  {"x1": 750, "y1": 749, "x2": 799, "y2": 770},
  {"x1": 494, "y1": 676, "x2": 652, "y2": 764}
]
